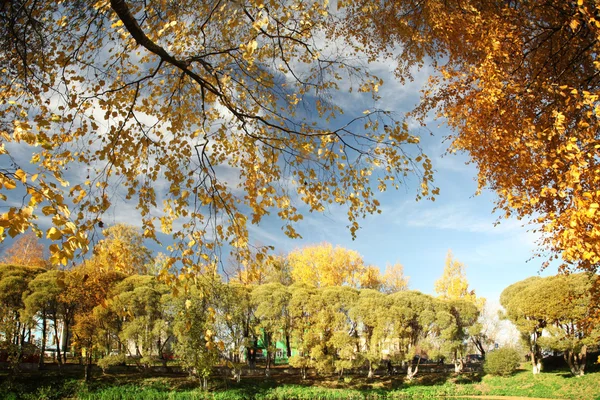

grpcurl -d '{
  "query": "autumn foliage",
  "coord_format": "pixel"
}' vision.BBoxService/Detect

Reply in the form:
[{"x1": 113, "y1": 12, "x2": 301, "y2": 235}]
[
  {"x1": 338, "y1": 0, "x2": 600, "y2": 275},
  {"x1": 0, "y1": 0, "x2": 434, "y2": 270}
]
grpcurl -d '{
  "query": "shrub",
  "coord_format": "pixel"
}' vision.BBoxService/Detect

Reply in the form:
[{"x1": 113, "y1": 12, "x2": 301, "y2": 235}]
[
  {"x1": 484, "y1": 347, "x2": 522, "y2": 376},
  {"x1": 97, "y1": 354, "x2": 127, "y2": 373}
]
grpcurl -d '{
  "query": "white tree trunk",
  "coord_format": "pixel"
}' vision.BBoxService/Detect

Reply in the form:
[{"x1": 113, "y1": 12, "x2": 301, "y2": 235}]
[
  {"x1": 367, "y1": 361, "x2": 374, "y2": 378},
  {"x1": 406, "y1": 364, "x2": 418, "y2": 381},
  {"x1": 454, "y1": 359, "x2": 464, "y2": 374},
  {"x1": 232, "y1": 368, "x2": 241, "y2": 382}
]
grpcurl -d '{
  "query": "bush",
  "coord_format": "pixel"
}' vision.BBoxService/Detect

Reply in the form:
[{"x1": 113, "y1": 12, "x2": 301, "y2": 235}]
[
  {"x1": 97, "y1": 354, "x2": 127, "y2": 373},
  {"x1": 484, "y1": 347, "x2": 522, "y2": 376}
]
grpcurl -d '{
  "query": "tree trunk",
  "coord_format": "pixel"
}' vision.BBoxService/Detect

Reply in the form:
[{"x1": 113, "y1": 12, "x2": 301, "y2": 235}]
[
  {"x1": 367, "y1": 360, "x2": 374, "y2": 378},
  {"x1": 530, "y1": 331, "x2": 542, "y2": 374},
  {"x1": 19, "y1": 324, "x2": 27, "y2": 356},
  {"x1": 406, "y1": 364, "x2": 418, "y2": 381},
  {"x1": 84, "y1": 355, "x2": 92, "y2": 382},
  {"x1": 53, "y1": 320, "x2": 62, "y2": 369},
  {"x1": 38, "y1": 313, "x2": 47, "y2": 370},
  {"x1": 20, "y1": 324, "x2": 26, "y2": 346},
  {"x1": 265, "y1": 349, "x2": 271, "y2": 375},
  {"x1": 62, "y1": 321, "x2": 70, "y2": 364},
  {"x1": 531, "y1": 351, "x2": 541, "y2": 374},
  {"x1": 454, "y1": 358, "x2": 464, "y2": 374},
  {"x1": 286, "y1": 334, "x2": 292, "y2": 358},
  {"x1": 564, "y1": 345, "x2": 586, "y2": 377}
]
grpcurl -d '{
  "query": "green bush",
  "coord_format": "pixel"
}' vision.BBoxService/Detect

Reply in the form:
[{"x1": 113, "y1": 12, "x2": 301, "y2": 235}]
[
  {"x1": 484, "y1": 347, "x2": 522, "y2": 376},
  {"x1": 97, "y1": 354, "x2": 127, "y2": 373}
]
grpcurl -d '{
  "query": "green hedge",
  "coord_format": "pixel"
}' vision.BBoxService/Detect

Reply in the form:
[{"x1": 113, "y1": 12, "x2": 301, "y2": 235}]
[{"x1": 484, "y1": 347, "x2": 522, "y2": 376}]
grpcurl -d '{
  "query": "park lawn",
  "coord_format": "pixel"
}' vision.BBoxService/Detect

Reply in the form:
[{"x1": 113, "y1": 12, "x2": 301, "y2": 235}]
[
  {"x1": 478, "y1": 367, "x2": 600, "y2": 400},
  {"x1": 2, "y1": 364, "x2": 600, "y2": 399}
]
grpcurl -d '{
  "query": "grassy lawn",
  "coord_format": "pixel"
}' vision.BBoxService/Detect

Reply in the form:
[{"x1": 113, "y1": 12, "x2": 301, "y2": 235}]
[
  {"x1": 1, "y1": 363, "x2": 599, "y2": 399},
  {"x1": 477, "y1": 368, "x2": 600, "y2": 400}
]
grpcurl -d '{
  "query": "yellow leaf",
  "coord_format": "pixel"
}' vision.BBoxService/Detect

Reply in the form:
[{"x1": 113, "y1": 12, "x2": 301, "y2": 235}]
[
  {"x1": 46, "y1": 227, "x2": 62, "y2": 240},
  {"x1": 14, "y1": 169, "x2": 27, "y2": 182},
  {"x1": 3, "y1": 179, "x2": 16, "y2": 190}
]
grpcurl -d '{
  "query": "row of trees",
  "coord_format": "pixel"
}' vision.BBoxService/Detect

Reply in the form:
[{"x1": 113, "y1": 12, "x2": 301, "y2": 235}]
[
  {"x1": 3, "y1": 226, "x2": 596, "y2": 383},
  {"x1": 0, "y1": 228, "x2": 488, "y2": 384},
  {"x1": 0, "y1": 263, "x2": 483, "y2": 384}
]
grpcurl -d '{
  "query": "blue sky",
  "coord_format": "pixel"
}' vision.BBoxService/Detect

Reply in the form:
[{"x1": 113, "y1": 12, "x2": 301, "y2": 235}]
[
  {"x1": 239, "y1": 59, "x2": 558, "y2": 304},
  {"x1": 247, "y1": 133, "x2": 555, "y2": 303}
]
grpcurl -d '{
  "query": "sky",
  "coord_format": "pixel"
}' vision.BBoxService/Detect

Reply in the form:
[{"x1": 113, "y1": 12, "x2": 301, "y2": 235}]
[
  {"x1": 0, "y1": 20, "x2": 561, "y2": 309},
  {"x1": 237, "y1": 59, "x2": 559, "y2": 305}
]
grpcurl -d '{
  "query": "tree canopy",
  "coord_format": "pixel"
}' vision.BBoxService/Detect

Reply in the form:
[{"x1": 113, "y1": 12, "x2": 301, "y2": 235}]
[
  {"x1": 338, "y1": 0, "x2": 600, "y2": 275},
  {"x1": 0, "y1": 0, "x2": 434, "y2": 269},
  {"x1": 0, "y1": 232, "x2": 47, "y2": 268},
  {"x1": 500, "y1": 273, "x2": 599, "y2": 376}
]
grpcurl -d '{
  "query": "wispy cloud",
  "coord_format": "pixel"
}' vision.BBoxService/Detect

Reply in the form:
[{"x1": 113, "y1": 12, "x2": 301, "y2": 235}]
[{"x1": 405, "y1": 203, "x2": 525, "y2": 234}]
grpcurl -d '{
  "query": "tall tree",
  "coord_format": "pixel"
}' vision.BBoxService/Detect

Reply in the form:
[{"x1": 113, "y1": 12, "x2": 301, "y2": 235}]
[
  {"x1": 213, "y1": 282, "x2": 255, "y2": 382},
  {"x1": 173, "y1": 284, "x2": 221, "y2": 390},
  {"x1": 433, "y1": 299, "x2": 479, "y2": 373},
  {"x1": 434, "y1": 250, "x2": 486, "y2": 361},
  {"x1": 288, "y1": 243, "x2": 368, "y2": 288},
  {"x1": 501, "y1": 273, "x2": 599, "y2": 376},
  {"x1": 99, "y1": 275, "x2": 173, "y2": 369},
  {"x1": 251, "y1": 282, "x2": 292, "y2": 374},
  {"x1": 66, "y1": 262, "x2": 126, "y2": 380},
  {"x1": 386, "y1": 290, "x2": 437, "y2": 380},
  {"x1": 0, "y1": 0, "x2": 434, "y2": 270},
  {"x1": 338, "y1": 0, "x2": 600, "y2": 277},
  {"x1": 22, "y1": 270, "x2": 64, "y2": 369},
  {"x1": 288, "y1": 283, "x2": 319, "y2": 379},
  {"x1": 0, "y1": 264, "x2": 44, "y2": 366},
  {"x1": 500, "y1": 276, "x2": 545, "y2": 374},
  {"x1": 350, "y1": 289, "x2": 387, "y2": 378},
  {"x1": 92, "y1": 224, "x2": 152, "y2": 275},
  {"x1": 381, "y1": 262, "x2": 409, "y2": 294},
  {"x1": 0, "y1": 232, "x2": 47, "y2": 268},
  {"x1": 434, "y1": 250, "x2": 481, "y2": 306}
]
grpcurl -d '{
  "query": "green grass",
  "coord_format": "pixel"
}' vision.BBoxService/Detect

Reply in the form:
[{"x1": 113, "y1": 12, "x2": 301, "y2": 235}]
[
  {"x1": 2, "y1": 365, "x2": 600, "y2": 399},
  {"x1": 480, "y1": 368, "x2": 600, "y2": 400}
]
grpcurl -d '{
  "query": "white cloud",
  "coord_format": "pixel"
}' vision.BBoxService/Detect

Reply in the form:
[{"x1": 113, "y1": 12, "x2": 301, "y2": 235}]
[{"x1": 382, "y1": 200, "x2": 526, "y2": 236}]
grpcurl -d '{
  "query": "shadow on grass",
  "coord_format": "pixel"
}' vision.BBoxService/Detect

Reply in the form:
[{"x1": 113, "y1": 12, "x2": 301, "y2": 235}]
[{"x1": 1, "y1": 364, "x2": 487, "y2": 399}]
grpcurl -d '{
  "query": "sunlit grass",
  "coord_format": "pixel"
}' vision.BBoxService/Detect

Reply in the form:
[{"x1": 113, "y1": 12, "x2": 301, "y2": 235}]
[
  {"x1": 480, "y1": 367, "x2": 600, "y2": 400},
  {"x1": 2, "y1": 365, "x2": 600, "y2": 399}
]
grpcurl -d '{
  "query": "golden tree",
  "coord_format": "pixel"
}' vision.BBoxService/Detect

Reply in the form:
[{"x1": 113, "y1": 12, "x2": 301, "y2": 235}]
[
  {"x1": 338, "y1": 0, "x2": 600, "y2": 274},
  {"x1": 434, "y1": 250, "x2": 482, "y2": 306},
  {"x1": 0, "y1": 232, "x2": 47, "y2": 268},
  {"x1": 381, "y1": 262, "x2": 409, "y2": 293},
  {"x1": 92, "y1": 223, "x2": 152, "y2": 275},
  {"x1": 288, "y1": 242, "x2": 367, "y2": 287},
  {"x1": 0, "y1": 0, "x2": 435, "y2": 271}
]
